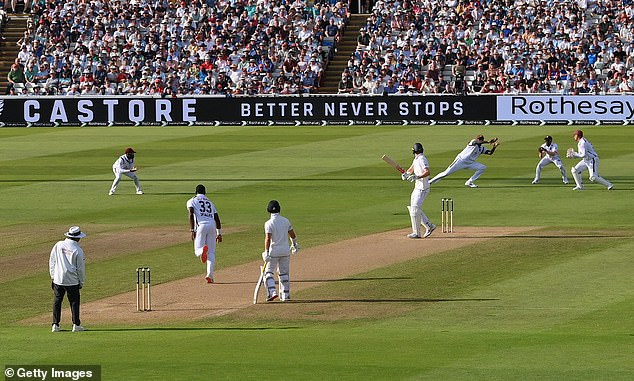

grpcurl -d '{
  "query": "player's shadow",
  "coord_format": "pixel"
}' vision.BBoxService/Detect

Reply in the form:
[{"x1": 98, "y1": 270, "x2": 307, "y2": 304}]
[
  {"x1": 295, "y1": 276, "x2": 413, "y2": 283},
  {"x1": 290, "y1": 298, "x2": 499, "y2": 304},
  {"x1": 216, "y1": 277, "x2": 412, "y2": 285},
  {"x1": 86, "y1": 326, "x2": 302, "y2": 332}
]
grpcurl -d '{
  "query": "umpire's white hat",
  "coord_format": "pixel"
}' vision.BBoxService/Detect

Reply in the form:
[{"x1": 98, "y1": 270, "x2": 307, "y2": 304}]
[{"x1": 64, "y1": 226, "x2": 86, "y2": 239}]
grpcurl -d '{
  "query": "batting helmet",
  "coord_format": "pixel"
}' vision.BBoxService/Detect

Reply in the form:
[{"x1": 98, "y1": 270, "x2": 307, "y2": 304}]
[
  {"x1": 412, "y1": 142, "x2": 424, "y2": 154},
  {"x1": 195, "y1": 184, "x2": 206, "y2": 194},
  {"x1": 267, "y1": 200, "x2": 281, "y2": 213}
]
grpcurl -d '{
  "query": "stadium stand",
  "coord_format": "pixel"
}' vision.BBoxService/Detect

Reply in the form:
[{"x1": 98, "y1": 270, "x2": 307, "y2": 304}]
[
  {"x1": 2, "y1": 0, "x2": 349, "y2": 95},
  {"x1": 1, "y1": 0, "x2": 633, "y2": 95},
  {"x1": 341, "y1": 0, "x2": 634, "y2": 95}
]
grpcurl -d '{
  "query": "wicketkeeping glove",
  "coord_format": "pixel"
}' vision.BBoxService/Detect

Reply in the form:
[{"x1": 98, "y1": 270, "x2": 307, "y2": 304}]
[{"x1": 566, "y1": 148, "x2": 575, "y2": 158}]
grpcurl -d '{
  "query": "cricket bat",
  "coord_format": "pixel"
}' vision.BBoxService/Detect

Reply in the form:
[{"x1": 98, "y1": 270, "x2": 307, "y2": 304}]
[
  {"x1": 252, "y1": 264, "x2": 265, "y2": 304},
  {"x1": 381, "y1": 154, "x2": 405, "y2": 174}
]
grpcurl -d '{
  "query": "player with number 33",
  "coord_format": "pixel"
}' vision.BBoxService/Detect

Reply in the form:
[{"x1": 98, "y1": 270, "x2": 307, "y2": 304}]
[{"x1": 187, "y1": 184, "x2": 223, "y2": 284}]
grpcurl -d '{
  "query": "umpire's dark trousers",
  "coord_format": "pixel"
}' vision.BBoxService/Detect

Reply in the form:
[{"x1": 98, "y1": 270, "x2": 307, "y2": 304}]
[{"x1": 52, "y1": 282, "x2": 81, "y2": 326}]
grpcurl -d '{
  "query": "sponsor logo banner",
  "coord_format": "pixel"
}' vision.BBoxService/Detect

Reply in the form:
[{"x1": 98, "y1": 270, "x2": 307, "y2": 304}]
[
  {"x1": 497, "y1": 95, "x2": 634, "y2": 121},
  {"x1": 0, "y1": 96, "x2": 496, "y2": 126}
]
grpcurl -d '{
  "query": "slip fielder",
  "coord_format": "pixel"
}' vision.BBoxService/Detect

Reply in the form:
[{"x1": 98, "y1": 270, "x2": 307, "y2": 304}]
[
  {"x1": 532, "y1": 135, "x2": 569, "y2": 184},
  {"x1": 429, "y1": 135, "x2": 499, "y2": 188}
]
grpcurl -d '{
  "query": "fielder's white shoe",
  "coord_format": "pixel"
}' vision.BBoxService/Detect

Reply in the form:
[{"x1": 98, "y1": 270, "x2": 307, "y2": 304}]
[
  {"x1": 72, "y1": 324, "x2": 84, "y2": 332},
  {"x1": 563, "y1": 178, "x2": 569, "y2": 184},
  {"x1": 423, "y1": 224, "x2": 437, "y2": 238},
  {"x1": 531, "y1": 179, "x2": 539, "y2": 184},
  {"x1": 108, "y1": 191, "x2": 114, "y2": 196},
  {"x1": 407, "y1": 233, "x2": 421, "y2": 239},
  {"x1": 608, "y1": 184, "x2": 614, "y2": 190},
  {"x1": 52, "y1": 324, "x2": 60, "y2": 332},
  {"x1": 465, "y1": 181, "x2": 478, "y2": 188},
  {"x1": 136, "y1": 190, "x2": 144, "y2": 195},
  {"x1": 572, "y1": 186, "x2": 584, "y2": 191}
]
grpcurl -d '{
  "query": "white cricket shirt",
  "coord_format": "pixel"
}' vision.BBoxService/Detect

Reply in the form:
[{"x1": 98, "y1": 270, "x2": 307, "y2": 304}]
[
  {"x1": 186, "y1": 194, "x2": 218, "y2": 225},
  {"x1": 112, "y1": 154, "x2": 135, "y2": 173},
  {"x1": 265, "y1": 213, "x2": 293, "y2": 257},
  {"x1": 412, "y1": 153, "x2": 430, "y2": 190},
  {"x1": 456, "y1": 139, "x2": 487, "y2": 162},
  {"x1": 577, "y1": 137, "x2": 599, "y2": 160}
]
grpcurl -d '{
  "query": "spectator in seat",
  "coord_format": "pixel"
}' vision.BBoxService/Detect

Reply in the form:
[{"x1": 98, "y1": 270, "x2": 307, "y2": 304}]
[
  {"x1": 325, "y1": 19, "x2": 340, "y2": 42},
  {"x1": 338, "y1": 72, "x2": 354, "y2": 93},
  {"x1": 6, "y1": 62, "x2": 24, "y2": 94}
]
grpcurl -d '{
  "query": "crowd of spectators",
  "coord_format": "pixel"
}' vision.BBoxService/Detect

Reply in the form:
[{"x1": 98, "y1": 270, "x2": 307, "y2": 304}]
[
  {"x1": 5, "y1": 0, "x2": 349, "y2": 96},
  {"x1": 4, "y1": 0, "x2": 634, "y2": 96},
  {"x1": 339, "y1": 0, "x2": 634, "y2": 95}
]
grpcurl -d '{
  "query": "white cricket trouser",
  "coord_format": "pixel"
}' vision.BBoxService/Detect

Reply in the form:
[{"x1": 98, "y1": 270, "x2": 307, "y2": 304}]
[
  {"x1": 110, "y1": 168, "x2": 142, "y2": 193},
  {"x1": 430, "y1": 159, "x2": 486, "y2": 184},
  {"x1": 535, "y1": 156, "x2": 567, "y2": 182},
  {"x1": 194, "y1": 223, "x2": 217, "y2": 278},
  {"x1": 265, "y1": 255, "x2": 290, "y2": 300},
  {"x1": 571, "y1": 157, "x2": 612, "y2": 189},
  {"x1": 408, "y1": 188, "x2": 432, "y2": 235}
]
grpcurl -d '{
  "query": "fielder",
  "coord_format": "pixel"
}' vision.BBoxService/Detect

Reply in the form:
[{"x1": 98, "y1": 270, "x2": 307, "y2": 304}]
[
  {"x1": 109, "y1": 147, "x2": 143, "y2": 195},
  {"x1": 402, "y1": 143, "x2": 436, "y2": 239},
  {"x1": 429, "y1": 135, "x2": 499, "y2": 188},
  {"x1": 532, "y1": 135, "x2": 569, "y2": 184},
  {"x1": 262, "y1": 200, "x2": 299, "y2": 302},
  {"x1": 567, "y1": 130, "x2": 614, "y2": 191},
  {"x1": 187, "y1": 184, "x2": 223, "y2": 283}
]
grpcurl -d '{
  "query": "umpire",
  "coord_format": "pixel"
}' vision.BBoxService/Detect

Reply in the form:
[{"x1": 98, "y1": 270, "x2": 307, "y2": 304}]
[{"x1": 49, "y1": 226, "x2": 87, "y2": 332}]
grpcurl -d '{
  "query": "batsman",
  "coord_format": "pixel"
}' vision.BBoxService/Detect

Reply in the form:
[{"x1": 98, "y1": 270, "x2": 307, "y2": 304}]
[
  {"x1": 403, "y1": 143, "x2": 436, "y2": 239},
  {"x1": 262, "y1": 200, "x2": 300, "y2": 302}
]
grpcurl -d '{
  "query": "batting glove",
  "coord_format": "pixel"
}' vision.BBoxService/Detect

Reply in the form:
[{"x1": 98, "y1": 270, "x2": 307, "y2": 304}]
[
  {"x1": 261, "y1": 251, "x2": 271, "y2": 262},
  {"x1": 291, "y1": 243, "x2": 300, "y2": 255}
]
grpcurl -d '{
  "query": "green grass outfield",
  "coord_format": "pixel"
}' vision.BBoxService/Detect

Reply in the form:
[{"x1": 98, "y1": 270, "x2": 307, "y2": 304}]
[{"x1": 1, "y1": 125, "x2": 633, "y2": 380}]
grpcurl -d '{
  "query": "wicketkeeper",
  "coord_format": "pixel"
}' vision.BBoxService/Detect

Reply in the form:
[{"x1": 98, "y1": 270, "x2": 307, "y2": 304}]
[
  {"x1": 262, "y1": 200, "x2": 299, "y2": 302},
  {"x1": 567, "y1": 129, "x2": 614, "y2": 191}
]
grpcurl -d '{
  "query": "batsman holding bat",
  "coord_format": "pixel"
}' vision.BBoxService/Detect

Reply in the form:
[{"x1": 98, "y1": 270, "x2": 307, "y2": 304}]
[
  {"x1": 403, "y1": 143, "x2": 436, "y2": 239},
  {"x1": 262, "y1": 200, "x2": 299, "y2": 302}
]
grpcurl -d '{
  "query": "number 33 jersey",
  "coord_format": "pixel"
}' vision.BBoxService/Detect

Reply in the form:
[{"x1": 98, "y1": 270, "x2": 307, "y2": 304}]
[{"x1": 186, "y1": 194, "x2": 218, "y2": 225}]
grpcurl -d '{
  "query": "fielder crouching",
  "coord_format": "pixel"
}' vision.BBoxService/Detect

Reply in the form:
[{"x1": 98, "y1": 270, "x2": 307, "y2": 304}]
[{"x1": 262, "y1": 200, "x2": 299, "y2": 302}]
